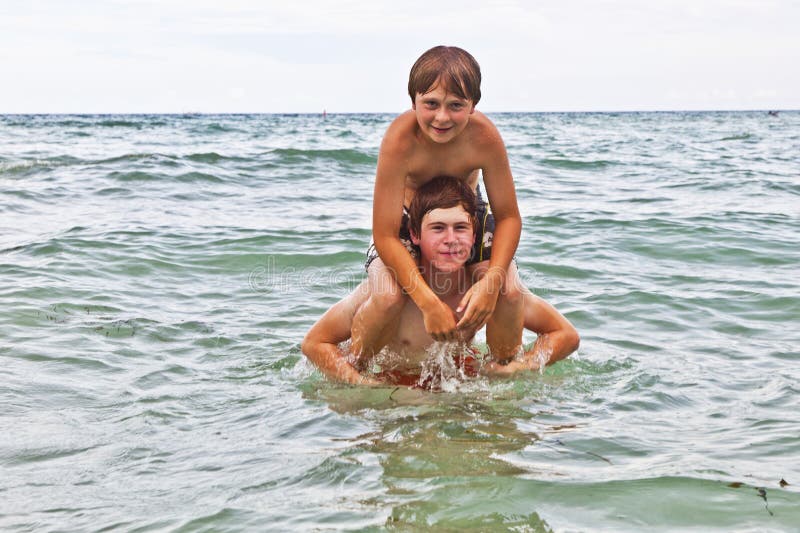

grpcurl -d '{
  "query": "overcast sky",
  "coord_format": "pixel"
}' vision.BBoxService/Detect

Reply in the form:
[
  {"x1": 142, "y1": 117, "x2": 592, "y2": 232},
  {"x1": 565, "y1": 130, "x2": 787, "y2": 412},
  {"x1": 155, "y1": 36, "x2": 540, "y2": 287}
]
[{"x1": 1, "y1": 0, "x2": 797, "y2": 113}]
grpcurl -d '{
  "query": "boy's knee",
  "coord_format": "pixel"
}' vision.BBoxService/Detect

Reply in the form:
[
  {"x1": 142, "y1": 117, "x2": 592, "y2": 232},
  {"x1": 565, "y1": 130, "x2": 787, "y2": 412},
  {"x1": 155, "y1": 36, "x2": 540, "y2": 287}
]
[{"x1": 498, "y1": 277, "x2": 523, "y2": 307}]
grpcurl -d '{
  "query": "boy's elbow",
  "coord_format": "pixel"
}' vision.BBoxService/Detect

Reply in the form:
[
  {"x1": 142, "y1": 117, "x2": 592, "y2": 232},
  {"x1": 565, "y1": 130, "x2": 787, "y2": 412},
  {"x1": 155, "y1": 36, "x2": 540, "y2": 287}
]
[
  {"x1": 565, "y1": 325, "x2": 580, "y2": 354},
  {"x1": 301, "y1": 331, "x2": 317, "y2": 359}
]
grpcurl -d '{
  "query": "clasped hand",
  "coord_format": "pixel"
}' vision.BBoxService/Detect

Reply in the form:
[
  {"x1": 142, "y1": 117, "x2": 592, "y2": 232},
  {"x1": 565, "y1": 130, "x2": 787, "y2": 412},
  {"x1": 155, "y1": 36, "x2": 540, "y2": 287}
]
[
  {"x1": 455, "y1": 273, "x2": 502, "y2": 333},
  {"x1": 421, "y1": 274, "x2": 502, "y2": 341}
]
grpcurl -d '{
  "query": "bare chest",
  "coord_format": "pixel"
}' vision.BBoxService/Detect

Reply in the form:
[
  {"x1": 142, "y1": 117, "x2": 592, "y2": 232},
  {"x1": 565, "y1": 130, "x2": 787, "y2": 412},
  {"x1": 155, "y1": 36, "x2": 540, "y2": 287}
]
[
  {"x1": 386, "y1": 293, "x2": 464, "y2": 362},
  {"x1": 388, "y1": 302, "x2": 431, "y2": 358},
  {"x1": 404, "y1": 149, "x2": 481, "y2": 190}
]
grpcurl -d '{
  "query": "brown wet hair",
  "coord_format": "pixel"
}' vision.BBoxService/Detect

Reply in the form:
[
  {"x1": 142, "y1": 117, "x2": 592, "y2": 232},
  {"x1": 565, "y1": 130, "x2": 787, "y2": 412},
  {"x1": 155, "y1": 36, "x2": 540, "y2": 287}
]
[
  {"x1": 407, "y1": 176, "x2": 478, "y2": 240},
  {"x1": 408, "y1": 46, "x2": 481, "y2": 105}
]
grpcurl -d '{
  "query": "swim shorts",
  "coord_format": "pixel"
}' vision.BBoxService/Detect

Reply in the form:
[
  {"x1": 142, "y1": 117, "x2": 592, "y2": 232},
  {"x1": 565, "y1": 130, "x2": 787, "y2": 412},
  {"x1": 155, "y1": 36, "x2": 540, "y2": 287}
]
[
  {"x1": 374, "y1": 351, "x2": 479, "y2": 390},
  {"x1": 364, "y1": 193, "x2": 495, "y2": 271}
]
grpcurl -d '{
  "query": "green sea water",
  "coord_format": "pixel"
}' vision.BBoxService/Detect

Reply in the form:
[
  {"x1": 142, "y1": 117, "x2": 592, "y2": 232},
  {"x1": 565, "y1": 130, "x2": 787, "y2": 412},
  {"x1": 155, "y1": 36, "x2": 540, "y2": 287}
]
[{"x1": 1, "y1": 111, "x2": 799, "y2": 531}]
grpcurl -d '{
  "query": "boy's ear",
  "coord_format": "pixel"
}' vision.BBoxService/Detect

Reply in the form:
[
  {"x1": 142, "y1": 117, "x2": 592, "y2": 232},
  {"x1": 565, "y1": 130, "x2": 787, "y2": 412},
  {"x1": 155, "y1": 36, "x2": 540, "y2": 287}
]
[{"x1": 409, "y1": 225, "x2": 420, "y2": 246}]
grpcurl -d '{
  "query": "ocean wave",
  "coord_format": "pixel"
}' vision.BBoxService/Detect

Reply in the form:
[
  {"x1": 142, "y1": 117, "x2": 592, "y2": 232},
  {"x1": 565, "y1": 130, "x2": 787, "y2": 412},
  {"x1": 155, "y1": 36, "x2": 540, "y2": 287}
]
[
  {"x1": 95, "y1": 119, "x2": 145, "y2": 128},
  {"x1": 96, "y1": 153, "x2": 179, "y2": 166},
  {"x1": 107, "y1": 170, "x2": 161, "y2": 182},
  {"x1": 104, "y1": 169, "x2": 226, "y2": 184},
  {"x1": 198, "y1": 123, "x2": 242, "y2": 133},
  {"x1": 0, "y1": 156, "x2": 83, "y2": 175},
  {"x1": 718, "y1": 133, "x2": 753, "y2": 142},
  {"x1": 525, "y1": 261, "x2": 597, "y2": 280},
  {"x1": 95, "y1": 186, "x2": 133, "y2": 196},
  {"x1": 538, "y1": 157, "x2": 618, "y2": 169},
  {"x1": 175, "y1": 171, "x2": 224, "y2": 183},
  {"x1": 184, "y1": 152, "x2": 247, "y2": 164},
  {"x1": 267, "y1": 148, "x2": 376, "y2": 165}
]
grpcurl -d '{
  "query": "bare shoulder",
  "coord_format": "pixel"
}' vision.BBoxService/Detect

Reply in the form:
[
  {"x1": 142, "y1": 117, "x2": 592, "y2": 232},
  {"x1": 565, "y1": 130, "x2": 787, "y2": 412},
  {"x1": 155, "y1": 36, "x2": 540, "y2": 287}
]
[
  {"x1": 467, "y1": 110, "x2": 505, "y2": 149},
  {"x1": 381, "y1": 110, "x2": 418, "y2": 154}
]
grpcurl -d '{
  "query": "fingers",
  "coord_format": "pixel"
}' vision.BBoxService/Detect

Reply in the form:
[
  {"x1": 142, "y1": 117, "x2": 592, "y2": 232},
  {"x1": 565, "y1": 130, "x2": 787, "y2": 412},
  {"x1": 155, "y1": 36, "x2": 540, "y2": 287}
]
[
  {"x1": 429, "y1": 325, "x2": 458, "y2": 342},
  {"x1": 433, "y1": 318, "x2": 459, "y2": 342},
  {"x1": 435, "y1": 328, "x2": 458, "y2": 342},
  {"x1": 456, "y1": 302, "x2": 478, "y2": 329},
  {"x1": 456, "y1": 289, "x2": 473, "y2": 314},
  {"x1": 456, "y1": 284, "x2": 496, "y2": 332},
  {"x1": 457, "y1": 306, "x2": 491, "y2": 332},
  {"x1": 423, "y1": 302, "x2": 459, "y2": 342}
]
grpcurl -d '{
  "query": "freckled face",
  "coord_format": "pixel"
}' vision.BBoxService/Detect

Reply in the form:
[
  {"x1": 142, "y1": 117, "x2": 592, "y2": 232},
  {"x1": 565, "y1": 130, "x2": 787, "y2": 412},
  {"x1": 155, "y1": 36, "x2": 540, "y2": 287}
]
[
  {"x1": 413, "y1": 81, "x2": 475, "y2": 144},
  {"x1": 411, "y1": 206, "x2": 475, "y2": 272}
]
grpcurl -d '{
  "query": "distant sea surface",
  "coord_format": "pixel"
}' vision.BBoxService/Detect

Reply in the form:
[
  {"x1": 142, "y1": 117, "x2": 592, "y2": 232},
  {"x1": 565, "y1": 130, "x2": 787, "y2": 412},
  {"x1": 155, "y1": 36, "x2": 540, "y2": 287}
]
[{"x1": 1, "y1": 111, "x2": 799, "y2": 531}]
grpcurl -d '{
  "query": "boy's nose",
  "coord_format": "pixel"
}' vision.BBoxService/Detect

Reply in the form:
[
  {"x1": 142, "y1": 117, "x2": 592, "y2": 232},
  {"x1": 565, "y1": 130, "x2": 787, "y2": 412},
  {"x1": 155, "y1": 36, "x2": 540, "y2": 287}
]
[{"x1": 435, "y1": 107, "x2": 449, "y2": 123}]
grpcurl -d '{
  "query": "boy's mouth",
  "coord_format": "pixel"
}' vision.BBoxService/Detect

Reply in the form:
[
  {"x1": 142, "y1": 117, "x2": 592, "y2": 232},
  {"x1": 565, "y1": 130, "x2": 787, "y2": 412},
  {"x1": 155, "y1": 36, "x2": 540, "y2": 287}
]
[{"x1": 431, "y1": 125, "x2": 452, "y2": 134}]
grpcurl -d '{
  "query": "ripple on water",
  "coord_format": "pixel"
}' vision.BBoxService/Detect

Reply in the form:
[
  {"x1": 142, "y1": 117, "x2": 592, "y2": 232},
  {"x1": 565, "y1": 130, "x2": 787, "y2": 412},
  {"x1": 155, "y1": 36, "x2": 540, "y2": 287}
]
[{"x1": 2, "y1": 111, "x2": 800, "y2": 531}]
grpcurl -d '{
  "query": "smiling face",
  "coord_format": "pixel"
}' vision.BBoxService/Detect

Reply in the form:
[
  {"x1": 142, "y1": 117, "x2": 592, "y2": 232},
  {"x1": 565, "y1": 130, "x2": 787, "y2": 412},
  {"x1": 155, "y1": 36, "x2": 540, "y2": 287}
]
[
  {"x1": 412, "y1": 80, "x2": 475, "y2": 144},
  {"x1": 410, "y1": 205, "x2": 475, "y2": 272}
]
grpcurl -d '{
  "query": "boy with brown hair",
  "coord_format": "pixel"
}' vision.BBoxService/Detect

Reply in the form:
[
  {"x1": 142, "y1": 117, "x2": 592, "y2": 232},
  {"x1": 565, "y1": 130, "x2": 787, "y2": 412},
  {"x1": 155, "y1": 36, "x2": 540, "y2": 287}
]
[
  {"x1": 302, "y1": 177, "x2": 579, "y2": 387},
  {"x1": 354, "y1": 45, "x2": 529, "y2": 365}
]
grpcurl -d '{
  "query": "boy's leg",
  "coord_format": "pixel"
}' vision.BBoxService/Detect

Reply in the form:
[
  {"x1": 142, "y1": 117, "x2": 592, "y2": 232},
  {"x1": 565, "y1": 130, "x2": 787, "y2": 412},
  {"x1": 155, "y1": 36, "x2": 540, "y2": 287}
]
[
  {"x1": 350, "y1": 257, "x2": 406, "y2": 363},
  {"x1": 468, "y1": 261, "x2": 524, "y2": 361},
  {"x1": 487, "y1": 262, "x2": 524, "y2": 361}
]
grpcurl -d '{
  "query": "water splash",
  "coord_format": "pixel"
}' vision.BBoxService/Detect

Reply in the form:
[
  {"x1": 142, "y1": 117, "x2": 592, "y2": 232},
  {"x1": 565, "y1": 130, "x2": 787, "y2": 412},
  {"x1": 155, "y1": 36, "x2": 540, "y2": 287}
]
[
  {"x1": 531, "y1": 337, "x2": 553, "y2": 375},
  {"x1": 359, "y1": 342, "x2": 479, "y2": 391},
  {"x1": 417, "y1": 342, "x2": 475, "y2": 392}
]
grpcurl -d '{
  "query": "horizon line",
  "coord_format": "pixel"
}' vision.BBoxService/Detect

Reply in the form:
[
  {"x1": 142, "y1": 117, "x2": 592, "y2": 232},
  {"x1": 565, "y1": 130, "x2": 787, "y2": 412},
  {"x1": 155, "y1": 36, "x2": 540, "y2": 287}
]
[{"x1": 1, "y1": 108, "x2": 797, "y2": 116}]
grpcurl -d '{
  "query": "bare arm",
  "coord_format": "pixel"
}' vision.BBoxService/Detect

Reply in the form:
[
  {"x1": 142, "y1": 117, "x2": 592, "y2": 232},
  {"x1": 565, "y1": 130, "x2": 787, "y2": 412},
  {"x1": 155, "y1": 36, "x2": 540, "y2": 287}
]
[
  {"x1": 301, "y1": 287, "x2": 381, "y2": 385},
  {"x1": 481, "y1": 125, "x2": 522, "y2": 277},
  {"x1": 521, "y1": 293, "x2": 580, "y2": 367},
  {"x1": 483, "y1": 293, "x2": 580, "y2": 376},
  {"x1": 372, "y1": 121, "x2": 459, "y2": 341},
  {"x1": 457, "y1": 117, "x2": 522, "y2": 330}
]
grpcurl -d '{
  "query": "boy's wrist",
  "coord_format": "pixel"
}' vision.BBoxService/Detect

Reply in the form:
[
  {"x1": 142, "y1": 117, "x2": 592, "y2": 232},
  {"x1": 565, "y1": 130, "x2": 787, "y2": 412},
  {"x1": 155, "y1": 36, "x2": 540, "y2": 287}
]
[
  {"x1": 486, "y1": 265, "x2": 506, "y2": 278},
  {"x1": 484, "y1": 265, "x2": 506, "y2": 292},
  {"x1": 416, "y1": 292, "x2": 442, "y2": 313}
]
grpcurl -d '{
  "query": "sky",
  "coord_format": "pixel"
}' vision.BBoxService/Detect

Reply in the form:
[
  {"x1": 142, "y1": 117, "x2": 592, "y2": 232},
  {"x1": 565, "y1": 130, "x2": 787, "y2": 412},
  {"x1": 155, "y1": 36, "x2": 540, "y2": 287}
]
[{"x1": 1, "y1": 0, "x2": 798, "y2": 113}]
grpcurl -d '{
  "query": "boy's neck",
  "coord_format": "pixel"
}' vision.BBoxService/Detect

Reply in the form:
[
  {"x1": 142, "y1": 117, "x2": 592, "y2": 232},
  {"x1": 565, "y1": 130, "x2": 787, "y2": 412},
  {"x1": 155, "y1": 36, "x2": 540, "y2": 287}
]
[{"x1": 419, "y1": 260, "x2": 468, "y2": 298}]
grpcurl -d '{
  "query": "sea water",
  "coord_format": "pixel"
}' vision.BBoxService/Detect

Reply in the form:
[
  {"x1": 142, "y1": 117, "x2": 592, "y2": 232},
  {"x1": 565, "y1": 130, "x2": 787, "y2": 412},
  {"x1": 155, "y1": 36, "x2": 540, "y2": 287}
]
[{"x1": 1, "y1": 111, "x2": 799, "y2": 531}]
